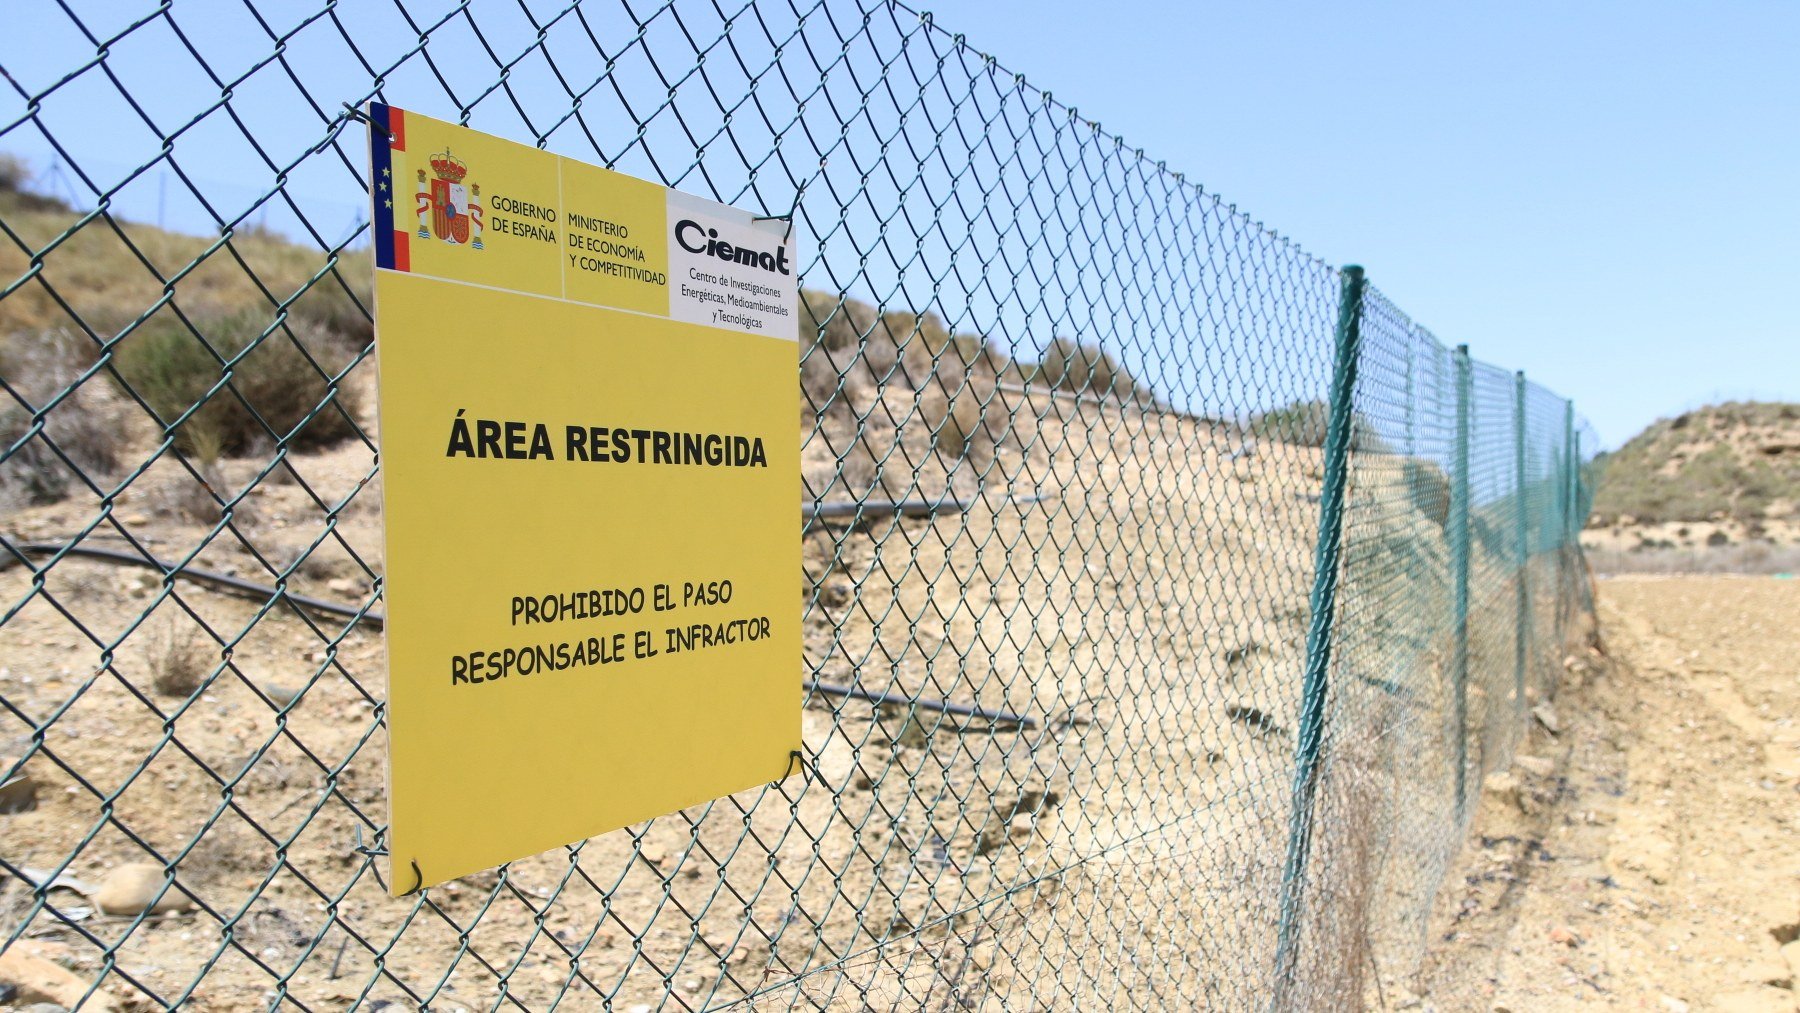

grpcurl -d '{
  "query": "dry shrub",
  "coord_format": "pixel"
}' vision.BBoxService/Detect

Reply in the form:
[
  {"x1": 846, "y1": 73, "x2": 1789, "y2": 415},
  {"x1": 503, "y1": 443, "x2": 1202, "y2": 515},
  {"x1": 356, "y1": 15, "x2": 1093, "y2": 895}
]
[
  {"x1": 1250, "y1": 399, "x2": 1330, "y2": 447},
  {"x1": 1283, "y1": 726, "x2": 1390, "y2": 1007},
  {"x1": 921, "y1": 381, "x2": 986, "y2": 461},
  {"x1": 1250, "y1": 398, "x2": 1391, "y2": 453},
  {"x1": 155, "y1": 425, "x2": 237, "y2": 525},
  {"x1": 882, "y1": 310, "x2": 951, "y2": 387},
  {"x1": 1034, "y1": 336, "x2": 1150, "y2": 403},
  {"x1": 288, "y1": 271, "x2": 374, "y2": 350},
  {"x1": 0, "y1": 329, "x2": 133, "y2": 510},
  {"x1": 839, "y1": 414, "x2": 906, "y2": 500},
  {"x1": 147, "y1": 616, "x2": 211, "y2": 698},
  {"x1": 799, "y1": 341, "x2": 844, "y2": 421},
  {"x1": 921, "y1": 375, "x2": 1016, "y2": 471},
  {"x1": 803, "y1": 290, "x2": 877, "y2": 354},
  {"x1": 113, "y1": 309, "x2": 363, "y2": 456},
  {"x1": 0, "y1": 152, "x2": 29, "y2": 193}
]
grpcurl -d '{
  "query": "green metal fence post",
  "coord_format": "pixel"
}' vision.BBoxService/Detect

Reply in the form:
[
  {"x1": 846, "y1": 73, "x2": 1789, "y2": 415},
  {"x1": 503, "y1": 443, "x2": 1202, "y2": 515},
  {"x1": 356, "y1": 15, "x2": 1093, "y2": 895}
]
[
  {"x1": 1270, "y1": 265, "x2": 1366, "y2": 1005},
  {"x1": 1559, "y1": 398, "x2": 1576, "y2": 646},
  {"x1": 1513, "y1": 372, "x2": 1530, "y2": 721},
  {"x1": 1570, "y1": 423, "x2": 1597, "y2": 622},
  {"x1": 1451, "y1": 345, "x2": 1473, "y2": 813},
  {"x1": 1564, "y1": 400, "x2": 1578, "y2": 548}
]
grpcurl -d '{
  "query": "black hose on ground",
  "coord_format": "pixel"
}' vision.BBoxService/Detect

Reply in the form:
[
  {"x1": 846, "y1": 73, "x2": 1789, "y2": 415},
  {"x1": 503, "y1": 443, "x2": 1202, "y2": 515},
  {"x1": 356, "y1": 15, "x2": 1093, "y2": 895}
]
[
  {"x1": 5, "y1": 541, "x2": 377, "y2": 623},
  {"x1": 801, "y1": 493, "x2": 1044, "y2": 521},
  {"x1": 805, "y1": 680, "x2": 1033, "y2": 727}
]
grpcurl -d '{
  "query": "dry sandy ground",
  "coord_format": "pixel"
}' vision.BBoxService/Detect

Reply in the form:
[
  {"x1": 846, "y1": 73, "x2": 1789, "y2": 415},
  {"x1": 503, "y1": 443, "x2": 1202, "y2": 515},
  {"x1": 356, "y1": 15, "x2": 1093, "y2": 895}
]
[
  {"x1": 1423, "y1": 574, "x2": 1800, "y2": 1012},
  {"x1": 4, "y1": 395, "x2": 1404, "y2": 1010}
]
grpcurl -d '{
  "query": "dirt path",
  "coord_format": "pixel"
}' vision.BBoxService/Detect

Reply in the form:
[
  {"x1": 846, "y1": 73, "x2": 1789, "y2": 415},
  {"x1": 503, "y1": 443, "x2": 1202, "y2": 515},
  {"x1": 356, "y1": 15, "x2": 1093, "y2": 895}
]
[{"x1": 1425, "y1": 575, "x2": 1800, "y2": 1011}]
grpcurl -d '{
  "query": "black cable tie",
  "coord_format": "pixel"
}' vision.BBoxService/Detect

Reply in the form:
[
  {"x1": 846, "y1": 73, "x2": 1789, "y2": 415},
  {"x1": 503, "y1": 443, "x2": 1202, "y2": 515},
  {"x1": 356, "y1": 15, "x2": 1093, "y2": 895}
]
[
  {"x1": 398, "y1": 859, "x2": 423, "y2": 897},
  {"x1": 753, "y1": 197, "x2": 799, "y2": 242},
  {"x1": 781, "y1": 749, "x2": 818, "y2": 785}
]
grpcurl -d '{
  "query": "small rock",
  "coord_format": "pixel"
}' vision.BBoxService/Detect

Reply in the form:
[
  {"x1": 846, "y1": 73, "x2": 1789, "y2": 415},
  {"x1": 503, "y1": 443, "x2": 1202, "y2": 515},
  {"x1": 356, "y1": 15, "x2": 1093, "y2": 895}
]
[
  {"x1": 263, "y1": 684, "x2": 302, "y2": 707},
  {"x1": 93, "y1": 862, "x2": 193, "y2": 916},
  {"x1": 1532, "y1": 703, "x2": 1561, "y2": 735},
  {"x1": 1547, "y1": 925, "x2": 1579, "y2": 947},
  {"x1": 638, "y1": 844, "x2": 667, "y2": 868},
  {"x1": 1513, "y1": 754, "x2": 1555, "y2": 779},
  {"x1": 326, "y1": 577, "x2": 359, "y2": 595},
  {"x1": 0, "y1": 947, "x2": 114, "y2": 1011},
  {"x1": 819, "y1": 580, "x2": 851, "y2": 608},
  {"x1": 1482, "y1": 771, "x2": 1522, "y2": 809},
  {"x1": 1744, "y1": 957, "x2": 1791, "y2": 989},
  {"x1": 1, "y1": 758, "x2": 38, "y2": 813},
  {"x1": 1782, "y1": 939, "x2": 1800, "y2": 977},
  {"x1": 1710, "y1": 988, "x2": 1794, "y2": 1012},
  {"x1": 1224, "y1": 703, "x2": 1285, "y2": 736},
  {"x1": 1658, "y1": 996, "x2": 1689, "y2": 1013},
  {"x1": 20, "y1": 1004, "x2": 71, "y2": 1013}
]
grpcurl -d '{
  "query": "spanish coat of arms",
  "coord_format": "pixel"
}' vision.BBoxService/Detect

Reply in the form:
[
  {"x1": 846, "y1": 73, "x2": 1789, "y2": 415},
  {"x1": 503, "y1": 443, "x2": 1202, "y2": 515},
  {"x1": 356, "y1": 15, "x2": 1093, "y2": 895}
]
[{"x1": 415, "y1": 148, "x2": 484, "y2": 249}]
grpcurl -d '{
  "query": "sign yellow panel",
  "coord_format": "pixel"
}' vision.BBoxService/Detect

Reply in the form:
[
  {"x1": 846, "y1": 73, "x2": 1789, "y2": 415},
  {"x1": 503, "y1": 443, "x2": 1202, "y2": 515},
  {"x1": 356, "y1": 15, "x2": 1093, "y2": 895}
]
[{"x1": 368, "y1": 104, "x2": 798, "y2": 892}]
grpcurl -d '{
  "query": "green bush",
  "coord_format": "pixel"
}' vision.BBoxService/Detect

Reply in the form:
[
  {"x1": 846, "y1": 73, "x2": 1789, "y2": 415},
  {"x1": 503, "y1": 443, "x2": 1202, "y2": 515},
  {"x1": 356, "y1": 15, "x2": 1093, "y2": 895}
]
[{"x1": 114, "y1": 310, "x2": 362, "y2": 455}]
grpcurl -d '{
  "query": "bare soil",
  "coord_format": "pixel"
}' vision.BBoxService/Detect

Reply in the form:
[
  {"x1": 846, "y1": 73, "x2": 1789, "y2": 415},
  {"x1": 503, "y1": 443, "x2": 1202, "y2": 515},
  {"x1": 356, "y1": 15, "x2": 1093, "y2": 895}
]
[
  {"x1": 4, "y1": 394, "x2": 1419, "y2": 1010},
  {"x1": 1424, "y1": 574, "x2": 1800, "y2": 1012}
]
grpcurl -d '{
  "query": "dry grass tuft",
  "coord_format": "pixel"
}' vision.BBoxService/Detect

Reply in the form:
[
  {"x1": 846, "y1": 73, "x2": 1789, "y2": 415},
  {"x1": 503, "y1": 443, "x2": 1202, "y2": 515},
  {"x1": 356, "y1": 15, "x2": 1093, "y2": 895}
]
[{"x1": 147, "y1": 617, "x2": 212, "y2": 698}]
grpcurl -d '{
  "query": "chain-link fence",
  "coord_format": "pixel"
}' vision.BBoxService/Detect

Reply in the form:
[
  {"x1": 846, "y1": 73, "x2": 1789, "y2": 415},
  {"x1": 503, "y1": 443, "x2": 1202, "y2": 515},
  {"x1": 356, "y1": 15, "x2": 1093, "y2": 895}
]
[{"x1": 1, "y1": 2, "x2": 1599, "y2": 1009}]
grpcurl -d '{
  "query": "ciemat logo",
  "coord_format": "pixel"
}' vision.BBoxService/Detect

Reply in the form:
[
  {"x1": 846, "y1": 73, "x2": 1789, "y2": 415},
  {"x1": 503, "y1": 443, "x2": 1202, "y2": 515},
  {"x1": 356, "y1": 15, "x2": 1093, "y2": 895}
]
[{"x1": 414, "y1": 148, "x2": 485, "y2": 250}]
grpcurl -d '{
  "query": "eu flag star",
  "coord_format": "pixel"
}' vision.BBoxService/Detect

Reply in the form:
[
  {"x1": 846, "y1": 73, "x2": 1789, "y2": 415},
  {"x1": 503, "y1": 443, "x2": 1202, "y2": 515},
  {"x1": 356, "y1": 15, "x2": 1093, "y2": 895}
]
[{"x1": 384, "y1": 198, "x2": 393, "y2": 209}]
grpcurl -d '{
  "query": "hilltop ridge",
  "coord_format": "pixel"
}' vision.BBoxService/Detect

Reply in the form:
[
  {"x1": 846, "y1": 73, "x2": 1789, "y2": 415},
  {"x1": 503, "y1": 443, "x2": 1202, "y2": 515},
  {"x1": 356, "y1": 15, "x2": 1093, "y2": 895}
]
[
  {"x1": 1591, "y1": 401, "x2": 1800, "y2": 525},
  {"x1": 1584, "y1": 401, "x2": 1800, "y2": 571}
]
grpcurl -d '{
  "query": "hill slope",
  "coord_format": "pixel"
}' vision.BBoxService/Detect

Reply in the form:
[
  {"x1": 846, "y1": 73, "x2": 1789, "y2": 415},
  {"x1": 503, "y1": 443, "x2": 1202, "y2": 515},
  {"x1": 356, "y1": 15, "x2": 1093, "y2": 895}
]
[{"x1": 1591, "y1": 401, "x2": 1800, "y2": 526}]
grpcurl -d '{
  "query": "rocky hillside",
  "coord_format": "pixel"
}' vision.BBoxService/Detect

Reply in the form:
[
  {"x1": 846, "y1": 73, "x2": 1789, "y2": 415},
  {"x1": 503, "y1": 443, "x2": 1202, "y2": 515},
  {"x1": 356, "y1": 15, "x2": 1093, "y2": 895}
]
[
  {"x1": 1591, "y1": 402, "x2": 1800, "y2": 526},
  {"x1": 1584, "y1": 402, "x2": 1800, "y2": 572},
  {"x1": 0, "y1": 157, "x2": 1152, "y2": 516}
]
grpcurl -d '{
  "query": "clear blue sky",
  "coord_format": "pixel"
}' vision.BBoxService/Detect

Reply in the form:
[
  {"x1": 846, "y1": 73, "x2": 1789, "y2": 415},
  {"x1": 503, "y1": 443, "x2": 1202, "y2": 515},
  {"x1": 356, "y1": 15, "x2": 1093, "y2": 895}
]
[
  {"x1": 926, "y1": 0, "x2": 1798, "y2": 447},
  {"x1": 5, "y1": 2, "x2": 1794, "y2": 447}
]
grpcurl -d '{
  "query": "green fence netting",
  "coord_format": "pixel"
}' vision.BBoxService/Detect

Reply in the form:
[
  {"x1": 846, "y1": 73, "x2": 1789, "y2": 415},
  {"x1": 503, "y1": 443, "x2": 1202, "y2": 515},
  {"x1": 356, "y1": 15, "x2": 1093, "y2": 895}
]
[{"x1": 0, "y1": 2, "x2": 1598, "y2": 1009}]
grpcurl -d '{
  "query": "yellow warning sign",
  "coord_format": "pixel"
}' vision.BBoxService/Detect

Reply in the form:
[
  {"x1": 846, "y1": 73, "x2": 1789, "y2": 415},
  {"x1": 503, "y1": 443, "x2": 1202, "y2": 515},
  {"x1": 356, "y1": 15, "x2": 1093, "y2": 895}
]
[{"x1": 368, "y1": 104, "x2": 798, "y2": 892}]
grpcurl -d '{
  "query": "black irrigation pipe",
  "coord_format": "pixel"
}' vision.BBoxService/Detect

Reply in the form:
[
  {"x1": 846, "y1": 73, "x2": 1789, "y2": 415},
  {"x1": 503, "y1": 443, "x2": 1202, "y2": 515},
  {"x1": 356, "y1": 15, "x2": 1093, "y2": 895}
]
[
  {"x1": 801, "y1": 493, "x2": 1044, "y2": 521},
  {"x1": 806, "y1": 680, "x2": 1034, "y2": 727},
  {"x1": 4, "y1": 495, "x2": 1043, "y2": 621},
  {"x1": 5, "y1": 542, "x2": 374, "y2": 624},
  {"x1": 5, "y1": 505, "x2": 1040, "y2": 728}
]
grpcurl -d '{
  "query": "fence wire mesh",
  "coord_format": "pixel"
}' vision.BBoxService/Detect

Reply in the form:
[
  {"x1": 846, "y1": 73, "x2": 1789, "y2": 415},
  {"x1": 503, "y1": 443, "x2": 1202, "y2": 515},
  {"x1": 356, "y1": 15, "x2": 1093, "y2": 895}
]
[{"x1": 0, "y1": 1, "x2": 1598, "y2": 1009}]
